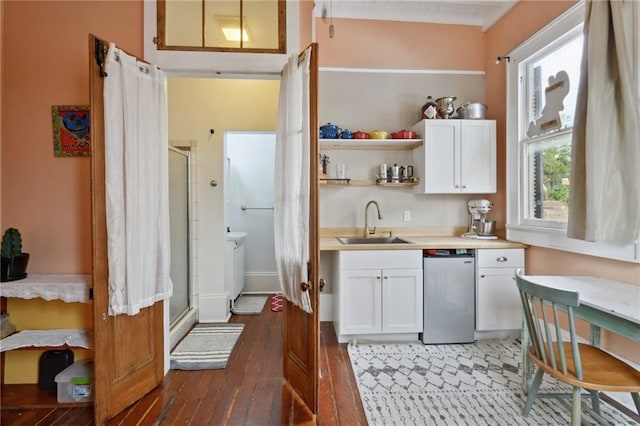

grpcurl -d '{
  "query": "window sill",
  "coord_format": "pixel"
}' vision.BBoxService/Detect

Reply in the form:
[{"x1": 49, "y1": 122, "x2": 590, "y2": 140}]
[{"x1": 506, "y1": 224, "x2": 639, "y2": 263}]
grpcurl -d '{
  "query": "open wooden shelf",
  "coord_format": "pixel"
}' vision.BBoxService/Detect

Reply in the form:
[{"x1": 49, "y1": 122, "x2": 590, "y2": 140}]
[
  {"x1": 320, "y1": 179, "x2": 419, "y2": 187},
  {"x1": 376, "y1": 181, "x2": 419, "y2": 187},
  {"x1": 319, "y1": 139, "x2": 423, "y2": 150},
  {"x1": 1, "y1": 383, "x2": 92, "y2": 408}
]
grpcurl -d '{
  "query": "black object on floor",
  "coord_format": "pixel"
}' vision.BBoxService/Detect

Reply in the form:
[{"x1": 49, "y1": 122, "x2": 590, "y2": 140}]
[{"x1": 38, "y1": 349, "x2": 74, "y2": 389}]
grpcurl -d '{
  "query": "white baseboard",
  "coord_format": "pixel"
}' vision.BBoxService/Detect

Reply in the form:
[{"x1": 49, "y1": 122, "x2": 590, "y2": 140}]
[
  {"x1": 198, "y1": 292, "x2": 230, "y2": 322},
  {"x1": 474, "y1": 329, "x2": 520, "y2": 340},
  {"x1": 169, "y1": 308, "x2": 197, "y2": 350},
  {"x1": 320, "y1": 293, "x2": 332, "y2": 321},
  {"x1": 244, "y1": 272, "x2": 280, "y2": 293}
]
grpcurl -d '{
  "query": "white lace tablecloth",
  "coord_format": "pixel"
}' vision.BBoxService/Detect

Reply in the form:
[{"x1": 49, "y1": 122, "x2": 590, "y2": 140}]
[
  {"x1": 0, "y1": 274, "x2": 91, "y2": 303},
  {"x1": 0, "y1": 329, "x2": 92, "y2": 352}
]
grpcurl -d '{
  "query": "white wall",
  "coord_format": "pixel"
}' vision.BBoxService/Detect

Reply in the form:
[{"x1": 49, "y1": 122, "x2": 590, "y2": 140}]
[
  {"x1": 225, "y1": 132, "x2": 279, "y2": 293},
  {"x1": 318, "y1": 69, "x2": 489, "y2": 230}
]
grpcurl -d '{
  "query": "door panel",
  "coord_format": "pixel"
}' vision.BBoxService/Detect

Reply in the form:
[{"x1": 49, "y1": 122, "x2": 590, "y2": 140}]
[
  {"x1": 382, "y1": 268, "x2": 423, "y2": 333},
  {"x1": 282, "y1": 43, "x2": 319, "y2": 414},
  {"x1": 90, "y1": 35, "x2": 164, "y2": 425},
  {"x1": 342, "y1": 269, "x2": 381, "y2": 334}
]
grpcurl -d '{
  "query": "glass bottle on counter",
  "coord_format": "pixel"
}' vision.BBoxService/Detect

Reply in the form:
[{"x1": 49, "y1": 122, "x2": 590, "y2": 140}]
[{"x1": 421, "y1": 96, "x2": 438, "y2": 120}]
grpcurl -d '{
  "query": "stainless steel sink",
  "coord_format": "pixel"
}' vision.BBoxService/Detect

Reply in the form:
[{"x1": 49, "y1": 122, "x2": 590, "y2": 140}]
[{"x1": 337, "y1": 237, "x2": 410, "y2": 245}]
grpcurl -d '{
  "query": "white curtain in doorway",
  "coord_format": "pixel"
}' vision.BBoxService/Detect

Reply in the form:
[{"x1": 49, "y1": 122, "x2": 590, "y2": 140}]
[
  {"x1": 104, "y1": 43, "x2": 173, "y2": 316},
  {"x1": 274, "y1": 49, "x2": 312, "y2": 314},
  {"x1": 568, "y1": 0, "x2": 640, "y2": 243}
]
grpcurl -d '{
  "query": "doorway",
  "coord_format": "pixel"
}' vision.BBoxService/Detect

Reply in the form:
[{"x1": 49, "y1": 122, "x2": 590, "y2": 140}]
[{"x1": 224, "y1": 132, "x2": 279, "y2": 298}]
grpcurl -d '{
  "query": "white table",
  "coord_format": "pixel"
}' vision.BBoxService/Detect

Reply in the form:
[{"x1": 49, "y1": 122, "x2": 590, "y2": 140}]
[{"x1": 519, "y1": 275, "x2": 640, "y2": 391}]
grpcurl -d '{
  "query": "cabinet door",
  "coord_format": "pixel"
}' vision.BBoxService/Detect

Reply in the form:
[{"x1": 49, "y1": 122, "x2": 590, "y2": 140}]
[
  {"x1": 382, "y1": 268, "x2": 423, "y2": 333},
  {"x1": 476, "y1": 269, "x2": 522, "y2": 330},
  {"x1": 460, "y1": 121, "x2": 496, "y2": 193},
  {"x1": 424, "y1": 120, "x2": 459, "y2": 193},
  {"x1": 341, "y1": 269, "x2": 382, "y2": 335}
]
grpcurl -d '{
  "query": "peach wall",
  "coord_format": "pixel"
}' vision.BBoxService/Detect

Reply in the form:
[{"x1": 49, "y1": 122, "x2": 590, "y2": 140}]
[
  {"x1": 1, "y1": 0, "x2": 143, "y2": 383},
  {"x1": 2, "y1": 0, "x2": 142, "y2": 273},
  {"x1": 484, "y1": 0, "x2": 576, "y2": 228},
  {"x1": 316, "y1": 18, "x2": 485, "y2": 70},
  {"x1": 485, "y1": 1, "x2": 640, "y2": 362},
  {"x1": 298, "y1": 0, "x2": 314, "y2": 49},
  {"x1": 0, "y1": 0, "x2": 3, "y2": 228}
]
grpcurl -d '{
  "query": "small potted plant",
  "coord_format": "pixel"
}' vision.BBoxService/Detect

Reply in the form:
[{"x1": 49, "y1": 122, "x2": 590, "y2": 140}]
[{"x1": 1, "y1": 227, "x2": 30, "y2": 282}]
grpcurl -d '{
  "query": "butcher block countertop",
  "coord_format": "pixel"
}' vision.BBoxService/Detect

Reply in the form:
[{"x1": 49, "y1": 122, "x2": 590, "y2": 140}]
[{"x1": 320, "y1": 227, "x2": 528, "y2": 251}]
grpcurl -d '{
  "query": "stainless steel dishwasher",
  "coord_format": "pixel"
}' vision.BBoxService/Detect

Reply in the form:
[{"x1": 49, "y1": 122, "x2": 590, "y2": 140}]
[{"x1": 422, "y1": 249, "x2": 475, "y2": 344}]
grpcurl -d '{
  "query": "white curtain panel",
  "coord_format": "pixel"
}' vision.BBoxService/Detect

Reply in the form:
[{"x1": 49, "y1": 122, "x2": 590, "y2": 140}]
[
  {"x1": 568, "y1": 0, "x2": 640, "y2": 244},
  {"x1": 274, "y1": 49, "x2": 312, "y2": 314},
  {"x1": 104, "y1": 43, "x2": 173, "y2": 316}
]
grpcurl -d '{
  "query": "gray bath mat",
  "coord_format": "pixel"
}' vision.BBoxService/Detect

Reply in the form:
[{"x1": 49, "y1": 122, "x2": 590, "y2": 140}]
[
  {"x1": 170, "y1": 323, "x2": 244, "y2": 370},
  {"x1": 231, "y1": 295, "x2": 268, "y2": 315}
]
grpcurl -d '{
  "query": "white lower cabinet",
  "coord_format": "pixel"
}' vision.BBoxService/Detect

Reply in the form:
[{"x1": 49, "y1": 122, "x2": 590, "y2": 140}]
[
  {"x1": 333, "y1": 250, "x2": 423, "y2": 343},
  {"x1": 476, "y1": 249, "x2": 525, "y2": 331}
]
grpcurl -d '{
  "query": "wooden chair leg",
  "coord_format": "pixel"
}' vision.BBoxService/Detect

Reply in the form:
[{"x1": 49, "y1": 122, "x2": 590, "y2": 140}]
[
  {"x1": 571, "y1": 386, "x2": 581, "y2": 426},
  {"x1": 589, "y1": 390, "x2": 600, "y2": 415},
  {"x1": 632, "y1": 392, "x2": 640, "y2": 415},
  {"x1": 523, "y1": 368, "x2": 544, "y2": 416}
]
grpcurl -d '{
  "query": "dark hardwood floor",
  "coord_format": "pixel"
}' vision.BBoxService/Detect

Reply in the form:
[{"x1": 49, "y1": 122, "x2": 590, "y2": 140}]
[{"x1": 1, "y1": 301, "x2": 367, "y2": 425}]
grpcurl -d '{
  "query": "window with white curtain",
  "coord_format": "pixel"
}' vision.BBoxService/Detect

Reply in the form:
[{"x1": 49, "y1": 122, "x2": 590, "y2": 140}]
[{"x1": 506, "y1": 1, "x2": 640, "y2": 262}]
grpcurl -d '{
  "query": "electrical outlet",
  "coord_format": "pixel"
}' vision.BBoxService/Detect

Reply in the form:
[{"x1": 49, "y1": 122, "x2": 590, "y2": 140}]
[{"x1": 403, "y1": 210, "x2": 411, "y2": 222}]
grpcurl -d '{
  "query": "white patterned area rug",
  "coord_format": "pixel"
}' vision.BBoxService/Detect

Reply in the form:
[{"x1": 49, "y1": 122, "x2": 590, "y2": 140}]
[
  {"x1": 348, "y1": 339, "x2": 636, "y2": 425},
  {"x1": 170, "y1": 323, "x2": 244, "y2": 370},
  {"x1": 231, "y1": 295, "x2": 268, "y2": 315}
]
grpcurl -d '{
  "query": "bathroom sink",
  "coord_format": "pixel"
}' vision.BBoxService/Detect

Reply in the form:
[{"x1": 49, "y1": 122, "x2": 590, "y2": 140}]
[{"x1": 337, "y1": 237, "x2": 410, "y2": 245}]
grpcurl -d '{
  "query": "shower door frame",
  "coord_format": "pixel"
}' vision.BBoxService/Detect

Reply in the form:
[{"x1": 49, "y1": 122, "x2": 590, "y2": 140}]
[{"x1": 168, "y1": 146, "x2": 195, "y2": 348}]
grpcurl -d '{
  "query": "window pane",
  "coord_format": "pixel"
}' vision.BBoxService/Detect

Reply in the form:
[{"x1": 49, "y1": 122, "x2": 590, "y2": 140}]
[
  {"x1": 166, "y1": 0, "x2": 203, "y2": 47},
  {"x1": 525, "y1": 35, "x2": 582, "y2": 137},
  {"x1": 205, "y1": 1, "x2": 242, "y2": 49},
  {"x1": 243, "y1": 1, "x2": 280, "y2": 50},
  {"x1": 526, "y1": 133, "x2": 572, "y2": 222}
]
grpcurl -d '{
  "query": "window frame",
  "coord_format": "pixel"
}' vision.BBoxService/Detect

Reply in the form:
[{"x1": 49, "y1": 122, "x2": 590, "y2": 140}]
[
  {"x1": 505, "y1": 1, "x2": 640, "y2": 263},
  {"x1": 156, "y1": 0, "x2": 287, "y2": 54},
  {"x1": 143, "y1": 0, "x2": 299, "y2": 75}
]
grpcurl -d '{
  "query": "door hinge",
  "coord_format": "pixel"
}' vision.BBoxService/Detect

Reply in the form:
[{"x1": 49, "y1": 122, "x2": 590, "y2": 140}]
[
  {"x1": 152, "y1": 36, "x2": 161, "y2": 46},
  {"x1": 89, "y1": 288, "x2": 94, "y2": 301}
]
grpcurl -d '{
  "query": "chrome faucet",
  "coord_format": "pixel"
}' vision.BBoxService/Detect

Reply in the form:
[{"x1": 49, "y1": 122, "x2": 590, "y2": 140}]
[{"x1": 364, "y1": 200, "x2": 383, "y2": 238}]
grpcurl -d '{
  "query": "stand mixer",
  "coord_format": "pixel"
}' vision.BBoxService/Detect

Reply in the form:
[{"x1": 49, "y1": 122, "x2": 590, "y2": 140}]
[{"x1": 462, "y1": 199, "x2": 498, "y2": 239}]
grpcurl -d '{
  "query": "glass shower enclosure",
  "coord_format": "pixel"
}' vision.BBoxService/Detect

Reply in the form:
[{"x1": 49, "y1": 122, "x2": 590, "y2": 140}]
[{"x1": 168, "y1": 147, "x2": 191, "y2": 326}]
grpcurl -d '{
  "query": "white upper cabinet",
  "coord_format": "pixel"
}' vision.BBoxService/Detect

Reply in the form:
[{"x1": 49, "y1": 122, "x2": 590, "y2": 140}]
[{"x1": 412, "y1": 119, "x2": 496, "y2": 194}]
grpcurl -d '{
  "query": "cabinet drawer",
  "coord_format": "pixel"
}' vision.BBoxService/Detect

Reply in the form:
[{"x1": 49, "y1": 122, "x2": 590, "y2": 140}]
[
  {"x1": 477, "y1": 249, "x2": 524, "y2": 269},
  {"x1": 339, "y1": 250, "x2": 421, "y2": 270}
]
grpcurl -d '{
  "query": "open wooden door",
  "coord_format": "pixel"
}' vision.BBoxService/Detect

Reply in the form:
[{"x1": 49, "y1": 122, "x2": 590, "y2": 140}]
[
  {"x1": 282, "y1": 43, "x2": 320, "y2": 414},
  {"x1": 89, "y1": 35, "x2": 165, "y2": 425}
]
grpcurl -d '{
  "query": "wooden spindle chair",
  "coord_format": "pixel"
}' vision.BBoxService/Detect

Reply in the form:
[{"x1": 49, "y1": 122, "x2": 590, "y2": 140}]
[{"x1": 514, "y1": 268, "x2": 640, "y2": 425}]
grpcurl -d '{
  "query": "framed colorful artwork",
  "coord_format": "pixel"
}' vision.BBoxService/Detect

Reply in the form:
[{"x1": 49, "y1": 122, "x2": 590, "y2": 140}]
[{"x1": 52, "y1": 105, "x2": 91, "y2": 157}]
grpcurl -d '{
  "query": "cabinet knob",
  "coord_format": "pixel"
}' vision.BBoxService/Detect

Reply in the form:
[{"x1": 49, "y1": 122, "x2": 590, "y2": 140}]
[
  {"x1": 462, "y1": 185, "x2": 467, "y2": 189},
  {"x1": 455, "y1": 185, "x2": 460, "y2": 188},
  {"x1": 383, "y1": 276, "x2": 388, "y2": 279},
  {"x1": 496, "y1": 256, "x2": 508, "y2": 262},
  {"x1": 319, "y1": 278, "x2": 326, "y2": 291},
  {"x1": 376, "y1": 276, "x2": 381, "y2": 280},
  {"x1": 300, "y1": 282, "x2": 312, "y2": 292},
  {"x1": 480, "y1": 274, "x2": 486, "y2": 278}
]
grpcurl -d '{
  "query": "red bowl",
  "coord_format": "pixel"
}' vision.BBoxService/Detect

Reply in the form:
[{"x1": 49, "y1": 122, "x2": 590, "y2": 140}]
[
  {"x1": 391, "y1": 130, "x2": 417, "y2": 139},
  {"x1": 352, "y1": 131, "x2": 369, "y2": 139}
]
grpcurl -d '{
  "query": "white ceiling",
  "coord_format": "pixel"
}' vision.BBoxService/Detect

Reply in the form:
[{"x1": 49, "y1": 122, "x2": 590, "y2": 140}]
[{"x1": 315, "y1": 0, "x2": 519, "y2": 32}]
